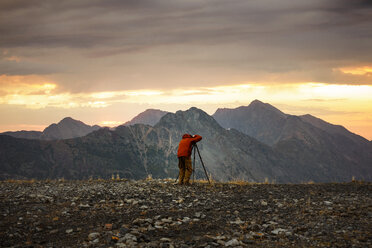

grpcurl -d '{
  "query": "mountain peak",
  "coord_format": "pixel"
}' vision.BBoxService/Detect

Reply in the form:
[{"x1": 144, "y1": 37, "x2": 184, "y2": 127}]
[
  {"x1": 58, "y1": 117, "x2": 82, "y2": 125},
  {"x1": 157, "y1": 106, "x2": 222, "y2": 132},
  {"x1": 41, "y1": 117, "x2": 99, "y2": 140},
  {"x1": 249, "y1": 99, "x2": 265, "y2": 106},
  {"x1": 124, "y1": 109, "x2": 169, "y2": 126},
  {"x1": 186, "y1": 106, "x2": 207, "y2": 114}
]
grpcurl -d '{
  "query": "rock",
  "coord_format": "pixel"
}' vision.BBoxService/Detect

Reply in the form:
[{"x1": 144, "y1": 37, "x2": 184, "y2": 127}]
[
  {"x1": 78, "y1": 203, "x2": 90, "y2": 209},
  {"x1": 217, "y1": 240, "x2": 226, "y2": 245},
  {"x1": 182, "y1": 217, "x2": 191, "y2": 223},
  {"x1": 119, "y1": 227, "x2": 129, "y2": 236},
  {"x1": 91, "y1": 238, "x2": 99, "y2": 244},
  {"x1": 123, "y1": 233, "x2": 137, "y2": 242},
  {"x1": 65, "y1": 229, "x2": 73, "y2": 234},
  {"x1": 324, "y1": 201, "x2": 332, "y2": 206},
  {"x1": 88, "y1": 232, "x2": 100, "y2": 241},
  {"x1": 225, "y1": 238, "x2": 240, "y2": 246},
  {"x1": 271, "y1": 228, "x2": 288, "y2": 235},
  {"x1": 230, "y1": 218, "x2": 244, "y2": 225},
  {"x1": 261, "y1": 200, "x2": 268, "y2": 206}
]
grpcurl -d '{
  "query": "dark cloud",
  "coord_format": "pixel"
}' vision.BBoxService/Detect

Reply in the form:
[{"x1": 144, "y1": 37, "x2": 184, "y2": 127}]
[
  {"x1": 0, "y1": 60, "x2": 62, "y2": 75},
  {"x1": 0, "y1": 0, "x2": 371, "y2": 88}
]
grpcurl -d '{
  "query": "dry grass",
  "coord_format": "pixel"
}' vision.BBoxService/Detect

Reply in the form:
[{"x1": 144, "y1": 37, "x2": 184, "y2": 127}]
[
  {"x1": 3, "y1": 179, "x2": 37, "y2": 184},
  {"x1": 227, "y1": 179, "x2": 255, "y2": 186}
]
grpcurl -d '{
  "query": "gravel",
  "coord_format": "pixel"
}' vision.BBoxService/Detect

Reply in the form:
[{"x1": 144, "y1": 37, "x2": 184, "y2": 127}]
[{"x1": 0, "y1": 179, "x2": 371, "y2": 247}]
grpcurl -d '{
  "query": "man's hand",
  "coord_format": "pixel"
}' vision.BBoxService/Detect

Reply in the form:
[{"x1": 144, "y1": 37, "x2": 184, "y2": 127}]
[{"x1": 192, "y1": 135, "x2": 195, "y2": 138}]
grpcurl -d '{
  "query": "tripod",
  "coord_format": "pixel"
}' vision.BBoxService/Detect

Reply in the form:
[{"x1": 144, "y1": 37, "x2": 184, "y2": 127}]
[{"x1": 175, "y1": 144, "x2": 211, "y2": 184}]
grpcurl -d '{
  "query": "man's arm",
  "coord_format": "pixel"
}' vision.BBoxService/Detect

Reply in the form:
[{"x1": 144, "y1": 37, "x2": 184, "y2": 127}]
[{"x1": 191, "y1": 134, "x2": 202, "y2": 143}]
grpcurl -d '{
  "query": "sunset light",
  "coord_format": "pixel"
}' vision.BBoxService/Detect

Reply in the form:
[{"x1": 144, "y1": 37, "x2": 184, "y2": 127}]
[
  {"x1": 339, "y1": 66, "x2": 372, "y2": 75},
  {"x1": 1, "y1": 0, "x2": 371, "y2": 141}
]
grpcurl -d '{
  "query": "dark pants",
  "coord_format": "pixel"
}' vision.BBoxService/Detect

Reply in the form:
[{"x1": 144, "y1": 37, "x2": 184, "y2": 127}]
[{"x1": 178, "y1": 156, "x2": 192, "y2": 184}]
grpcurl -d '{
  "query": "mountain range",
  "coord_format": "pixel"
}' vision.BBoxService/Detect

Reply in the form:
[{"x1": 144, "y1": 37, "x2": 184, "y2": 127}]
[{"x1": 0, "y1": 100, "x2": 371, "y2": 182}]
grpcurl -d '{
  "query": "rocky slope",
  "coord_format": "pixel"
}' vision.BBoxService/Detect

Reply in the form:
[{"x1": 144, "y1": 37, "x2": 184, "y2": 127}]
[
  {"x1": 0, "y1": 180, "x2": 370, "y2": 247},
  {"x1": 1, "y1": 117, "x2": 100, "y2": 140},
  {"x1": 213, "y1": 100, "x2": 287, "y2": 146},
  {"x1": 213, "y1": 100, "x2": 372, "y2": 182},
  {"x1": 124, "y1": 109, "x2": 169, "y2": 126}
]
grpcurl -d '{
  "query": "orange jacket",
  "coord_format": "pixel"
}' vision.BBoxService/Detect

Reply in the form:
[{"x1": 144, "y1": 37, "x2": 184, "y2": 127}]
[{"x1": 177, "y1": 134, "x2": 202, "y2": 158}]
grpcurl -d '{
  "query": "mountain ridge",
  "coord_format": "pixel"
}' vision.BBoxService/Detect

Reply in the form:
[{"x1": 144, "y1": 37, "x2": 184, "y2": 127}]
[{"x1": 1, "y1": 117, "x2": 100, "y2": 140}]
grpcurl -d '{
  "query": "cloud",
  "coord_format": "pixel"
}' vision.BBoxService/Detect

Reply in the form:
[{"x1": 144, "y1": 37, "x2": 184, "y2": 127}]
[{"x1": 0, "y1": 0, "x2": 371, "y2": 92}]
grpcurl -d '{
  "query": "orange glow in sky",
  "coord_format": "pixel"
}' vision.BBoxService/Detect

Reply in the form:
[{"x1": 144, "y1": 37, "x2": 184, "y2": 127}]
[
  {"x1": 1, "y1": 75, "x2": 371, "y2": 140},
  {"x1": 339, "y1": 66, "x2": 372, "y2": 75}
]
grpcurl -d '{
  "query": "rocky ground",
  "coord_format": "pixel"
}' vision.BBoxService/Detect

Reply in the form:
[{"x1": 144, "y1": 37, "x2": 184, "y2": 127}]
[{"x1": 0, "y1": 179, "x2": 371, "y2": 247}]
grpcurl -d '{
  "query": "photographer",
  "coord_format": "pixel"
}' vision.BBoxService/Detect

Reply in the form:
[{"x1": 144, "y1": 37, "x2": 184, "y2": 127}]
[{"x1": 177, "y1": 134, "x2": 202, "y2": 185}]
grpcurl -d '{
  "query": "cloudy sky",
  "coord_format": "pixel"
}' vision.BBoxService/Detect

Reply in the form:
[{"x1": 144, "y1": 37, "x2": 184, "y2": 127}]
[{"x1": 1, "y1": 0, "x2": 372, "y2": 139}]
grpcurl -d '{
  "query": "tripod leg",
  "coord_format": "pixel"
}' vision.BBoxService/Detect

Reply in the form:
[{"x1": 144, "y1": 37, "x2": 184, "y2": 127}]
[
  {"x1": 195, "y1": 144, "x2": 211, "y2": 184},
  {"x1": 193, "y1": 145, "x2": 196, "y2": 183}
]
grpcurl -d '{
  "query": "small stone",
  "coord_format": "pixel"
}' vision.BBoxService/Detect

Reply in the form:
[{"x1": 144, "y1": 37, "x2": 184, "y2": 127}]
[
  {"x1": 123, "y1": 233, "x2": 137, "y2": 242},
  {"x1": 324, "y1": 201, "x2": 332, "y2": 206},
  {"x1": 65, "y1": 229, "x2": 73, "y2": 234},
  {"x1": 119, "y1": 227, "x2": 129, "y2": 236},
  {"x1": 217, "y1": 240, "x2": 226, "y2": 245},
  {"x1": 182, "y1": 217, "x2": 190, "y2": 223},
  {"x1": 271, "y1": 228, "x2": 287, "y2": 235},
  {"x1": 261, "y1": 200, "x2": 268, "y2": 206},
  {"x1": 230, "y1": 218, "x2": 244, "y2": 225},
  {"x1": 160, "y1": 238, "x2": 172, "y2": 242},
  {"x1": 161, "y1": 217, "x2": 172, "y2": 223},
  {"x1": 79, "y1": 203, "x2": 90, "y2": 209},
  {"x1": 225, "y1": 238, "x2": 240, "y2": 246},
  {"x1": 88, "y1": 232, "x2": 100, "y2": 240},
  {"x1": 91, "y1": 238, "x2": 99, "y2": 244}
]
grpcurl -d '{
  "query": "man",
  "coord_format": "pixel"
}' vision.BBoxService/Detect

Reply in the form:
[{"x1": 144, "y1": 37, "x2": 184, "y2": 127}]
[{"x1": 177, "y1": 134, "x2": 202, "y2": 185}]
